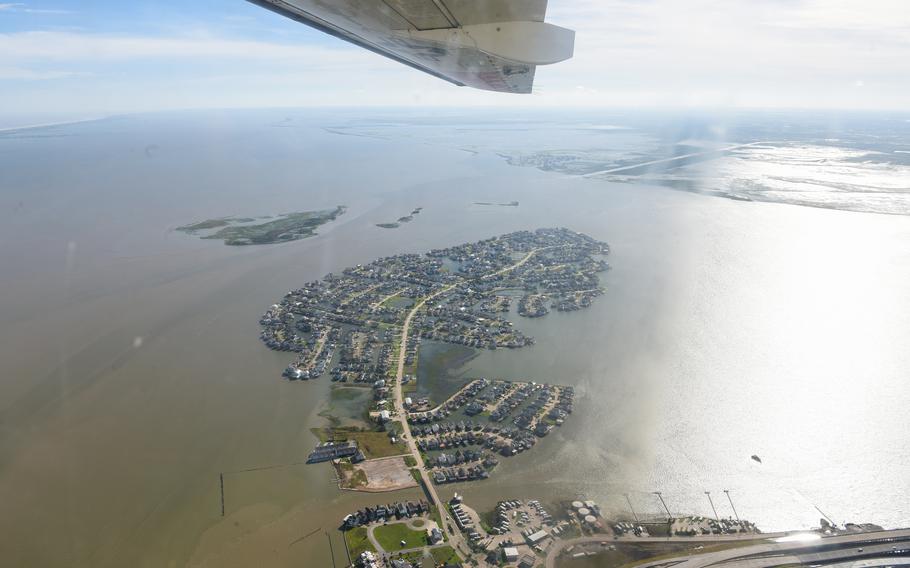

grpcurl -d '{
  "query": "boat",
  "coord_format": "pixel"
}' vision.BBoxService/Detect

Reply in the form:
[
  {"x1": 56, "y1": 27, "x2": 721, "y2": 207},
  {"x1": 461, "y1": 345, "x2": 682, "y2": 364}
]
[{"x1": 751, "y1": 454, "x2": 762, "y2": 463}]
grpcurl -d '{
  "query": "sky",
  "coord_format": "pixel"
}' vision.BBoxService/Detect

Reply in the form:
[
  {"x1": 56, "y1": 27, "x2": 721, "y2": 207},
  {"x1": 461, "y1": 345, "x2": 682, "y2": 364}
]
[{"x1": 1, "y1": 0, "x2": 909, "y2": 119}]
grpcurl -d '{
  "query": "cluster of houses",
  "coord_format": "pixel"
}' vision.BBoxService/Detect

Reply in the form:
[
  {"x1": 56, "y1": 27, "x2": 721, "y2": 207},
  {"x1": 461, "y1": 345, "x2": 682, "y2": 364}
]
[
  {"x1": 278, "y1": 326, "x2": 339, "y2": 380},
  {"x1": 258, "y1": 250, "x2": 457, "y2": 380},
  {"x1": 417, "y1": 423, "x2": 534, "y2": 459},
  {"x1": 555, "y1": 289, "x2": 603, "y2": 312},
  {"x1": 330, "y1": 328, "x2": 387, "y2": 384},
  {"x1": 341, "y1": 500, "x2": 430, "y2": 529},
  {"x1": 517, "y1": 294, "x2": 549, "y2": 318},
  {"x1": 479, "y1": 294, "x2": 511, "y2": 313},
  {"x1": 406, "y1": 378, "x2": 489, "y2": 422},
  {"x1": 426, "y1": 448, "x2": 485, "y2": 468},
  {"x1": 432, "y1": 464, "x2": 489, "y2": 484},
  {"x1": 416, "y1": 304, "x2": 533, "y2": 349},
  {"x1": 412, "y1": 419, "x2": 483, "y2": 437},
  {"x1": 260, "y1": 228, "x2": 609, "y2": 384},
  {"x1": 357, "y1": 550, "x2": 380, "y2": 568},
  {"x1": 306, "y1": 440, "x2": 364, "y2": 464},
  {"x1": 416, "y1": 430, "x2": 485, "y2": 452},
  {"x1": 404, "y1": 379, "x2": 576, "y2": 483},
  {"x1": 449, "y1": 498, "x2": 480, "y2": 537}
]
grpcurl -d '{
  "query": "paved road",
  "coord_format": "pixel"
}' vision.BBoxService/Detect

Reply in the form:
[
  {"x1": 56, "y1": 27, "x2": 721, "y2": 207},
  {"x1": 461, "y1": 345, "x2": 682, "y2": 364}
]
[
  {"x1": 393, "y1": 281, "x2": 465, "y2": 556},
  {"x1": 391, "y1": 246, "x2": 552, "y2": 563},
  {"x1": 547, "y1": 529, "x2": 910, "y2": 568},
  {"x1": 545, "y1": 533, "x2": 784, "y2": 568}
]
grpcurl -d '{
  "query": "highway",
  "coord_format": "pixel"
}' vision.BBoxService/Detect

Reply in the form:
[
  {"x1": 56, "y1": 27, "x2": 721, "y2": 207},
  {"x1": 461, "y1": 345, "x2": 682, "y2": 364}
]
[
  {"x1": 580, "y1": 141, "x2": 774, "y2": 178},
  {"x1": 546, "y1": 529, "x2": 910, "y2": 568}
]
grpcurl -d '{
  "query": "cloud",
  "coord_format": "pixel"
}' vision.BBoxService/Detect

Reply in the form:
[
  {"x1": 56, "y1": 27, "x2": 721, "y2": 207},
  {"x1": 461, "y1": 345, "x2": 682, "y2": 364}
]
[
  {"x1": 537, "y1": 0, "x2": 910, "y2": 108},
  {"x1": 0, "y1": 1, "x2": 908, "y2": 112},
  {"x1": 0, "y1": 2, "x2": 72, "y2": 14},
  {"x1": 0, "y1": 31, "x2": 374, "y2": 63},
  {"x1": 0, "y1": 66, "x2": 87, "y2": 80}
]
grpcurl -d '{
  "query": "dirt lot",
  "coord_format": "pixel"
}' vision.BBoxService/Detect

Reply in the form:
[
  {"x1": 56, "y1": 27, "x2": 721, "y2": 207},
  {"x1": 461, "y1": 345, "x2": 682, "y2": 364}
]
[{"x1": 344, "y1": 456, "x2": 417, "y2": 492}]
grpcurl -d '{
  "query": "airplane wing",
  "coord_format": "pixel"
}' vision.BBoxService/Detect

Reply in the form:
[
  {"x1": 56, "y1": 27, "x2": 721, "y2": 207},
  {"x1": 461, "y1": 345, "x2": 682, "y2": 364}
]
[{"x1": 247, "y1": 0, "x2": 575, "y2": 94}]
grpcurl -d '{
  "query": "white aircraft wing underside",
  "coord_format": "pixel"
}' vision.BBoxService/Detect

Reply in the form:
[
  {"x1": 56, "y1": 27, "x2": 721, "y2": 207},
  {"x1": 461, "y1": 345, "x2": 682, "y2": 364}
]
[{"x1": 248, "y1": 0, "x2": 574, "y2": 94}]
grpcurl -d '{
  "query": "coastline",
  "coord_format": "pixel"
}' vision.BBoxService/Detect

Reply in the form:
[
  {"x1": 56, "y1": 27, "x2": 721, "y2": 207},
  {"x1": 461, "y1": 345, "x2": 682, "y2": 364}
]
[{"x1": 0, "y1": 115, "x2": 107, "y2": 134}]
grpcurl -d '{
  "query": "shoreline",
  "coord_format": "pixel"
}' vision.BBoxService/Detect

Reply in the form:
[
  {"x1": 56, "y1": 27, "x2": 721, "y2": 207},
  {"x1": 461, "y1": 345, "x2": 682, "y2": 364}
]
[{"x1": 0, "y1": 115, "x2": 108, "y2": 134}]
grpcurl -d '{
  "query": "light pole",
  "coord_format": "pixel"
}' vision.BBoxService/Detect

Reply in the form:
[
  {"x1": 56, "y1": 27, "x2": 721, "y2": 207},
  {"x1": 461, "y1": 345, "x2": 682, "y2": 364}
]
[
  {"x1": 653, "y1": 491, "x2": 672, "y2": 521},
  {"x1": 625, "y1": 493, "x2": 639, "y2": 522},
  {"x1": 705, "y1": 491, "x2": 719, "y2": 521},
  {"x1": 724, "y1": 489, "x2": 741, "y2": 527}
]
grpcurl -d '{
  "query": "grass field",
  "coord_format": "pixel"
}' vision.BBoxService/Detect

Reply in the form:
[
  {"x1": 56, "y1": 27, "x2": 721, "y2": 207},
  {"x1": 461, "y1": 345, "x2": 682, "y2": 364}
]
[
  {"x1": 344, "y1": 527, "x2": 375, "y2": 557},
  {"x1": 397, "y1": 545, "x2": 461, "y2": 566},
  {"x1": 373, "y1": 523, "x2": 426, "y2": 552},
  {"x1": 429, "y1": 506, "x2": 446, "y2": 542},
  {"x1": 311, "y1": 427, "x2": 407, "y2": 459},
  {"x1": 430, "y1": 545, "x2": 460, "y2": 564}
]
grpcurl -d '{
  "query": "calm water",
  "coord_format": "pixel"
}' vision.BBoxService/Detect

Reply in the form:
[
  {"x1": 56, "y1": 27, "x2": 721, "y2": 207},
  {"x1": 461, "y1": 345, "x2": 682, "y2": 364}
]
[{"x1": 0, "y1": 110, "x2": 908, "y2": 567}]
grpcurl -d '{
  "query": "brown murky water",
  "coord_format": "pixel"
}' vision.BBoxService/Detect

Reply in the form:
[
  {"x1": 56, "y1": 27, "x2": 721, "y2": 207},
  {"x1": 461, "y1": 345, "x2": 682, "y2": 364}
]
[{"x1": 1, "y1": 112, "x2": 908, "y2": 567}]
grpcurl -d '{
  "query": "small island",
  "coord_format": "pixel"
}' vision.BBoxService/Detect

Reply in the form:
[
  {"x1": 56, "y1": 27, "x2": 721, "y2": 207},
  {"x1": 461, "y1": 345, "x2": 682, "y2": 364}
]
[
  {"x1": 177, "y1": 205, "x2": 345, "y2": 245},
  {"x1": 376, "y1": 207, "x2": 423, "y2": 229}
]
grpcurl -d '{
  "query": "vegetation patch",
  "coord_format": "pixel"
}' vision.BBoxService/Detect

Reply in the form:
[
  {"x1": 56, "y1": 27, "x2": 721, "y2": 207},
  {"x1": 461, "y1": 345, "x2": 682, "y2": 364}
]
[
  {"x1": 336, "y1": 463, "x2": 368, "y2": 489},
  {"x1": 311, "y1": 426, "x2": 406, "y2": 459},
  {"x1": 373, "y1": 523, "x2": 426, "y2": 552},
  {"x1": 178, "y1": 205, "x2": 345, "y2": 245},
  {"x1": 377, "y1": 207, "x2": 422, "y2": 229},
  {"x1": 428, "y1": 506, "x2": 446, "y2": 541},
  {"x1": 430, "y1": 545, "x2": 461, "y2": 564},
  {"x1": 344, "y1": 526, "x2": 375, "y2": 557}
]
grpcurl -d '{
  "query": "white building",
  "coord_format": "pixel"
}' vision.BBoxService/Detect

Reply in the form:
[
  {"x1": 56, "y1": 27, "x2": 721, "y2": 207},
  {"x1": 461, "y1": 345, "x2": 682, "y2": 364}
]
[
  {"x1": 526, "y1": 529, "x2": 549, "y2": 545},
  {"x1": 503, "y1": 547, "x2": 520, "y2": 562}
]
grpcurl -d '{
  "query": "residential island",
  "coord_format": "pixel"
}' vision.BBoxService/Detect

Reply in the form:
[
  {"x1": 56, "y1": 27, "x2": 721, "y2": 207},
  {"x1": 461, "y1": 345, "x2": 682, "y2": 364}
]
[{"x1": 255, "y1": 228, "x2": 611, "y2": 565}]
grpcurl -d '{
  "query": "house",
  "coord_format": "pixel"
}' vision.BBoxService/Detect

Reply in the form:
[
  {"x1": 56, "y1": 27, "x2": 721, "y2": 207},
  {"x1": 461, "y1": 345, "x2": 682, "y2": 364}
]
[
  {"x1": 518, "y1": 554, "x2": 536, "y2": 568},
  {"x1": 428, "y1": 527, "x2": 443, "y2": 544}
]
